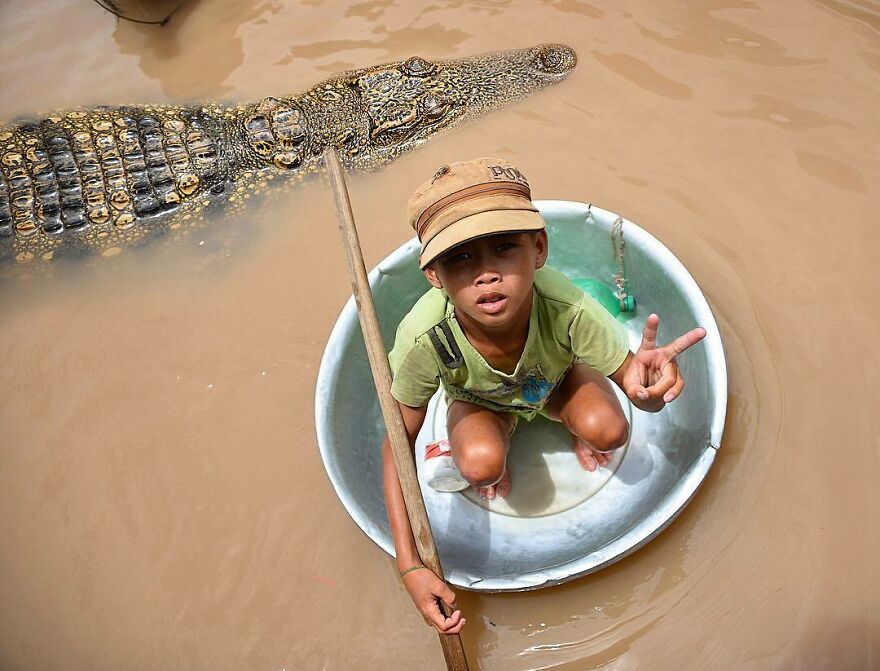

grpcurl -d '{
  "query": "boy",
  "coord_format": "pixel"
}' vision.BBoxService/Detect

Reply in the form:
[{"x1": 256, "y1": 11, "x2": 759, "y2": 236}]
[{"x1": 381, "y1": 158, "x2": 706, "y2": 635}]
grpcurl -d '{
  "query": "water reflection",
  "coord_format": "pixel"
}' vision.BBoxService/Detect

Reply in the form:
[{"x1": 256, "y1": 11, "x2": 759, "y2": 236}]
[
  {"x1": 344, "y1": 0, "x2": 397, "y2": 22},
  {"x1": 716, "y1": 94, "x2": 856, "y2": 131},
  {"x1": 276, "y1": 23, "x2": 471, "y2": 69},
  {"x1": 459, "y1": 508, "x2": 694, "y2": 669},
  {"x1": 635, "y1": 0, "x2": 824, "y2": 66},
  {"x1": 422, "y1": 1, "x2": 514, "y2": 17},
  {"x1": 539, "y1": 0, "x2": 604, "y2": 19},
  {"x1": 113, "y1": 0, "x2": 282, "y2": 98},
  {"x1": 796, "y1": 149, "x2": 868, "y2": 193},
  {"x1": 808, "y1": 0, "x2": 880, "y2": 36},
  {"x1": 592, "y1": 52, "x2": 692, "y2": 100}
]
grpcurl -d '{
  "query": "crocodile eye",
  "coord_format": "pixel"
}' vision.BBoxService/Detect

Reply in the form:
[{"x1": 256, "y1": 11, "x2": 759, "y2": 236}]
[
  {"x1": 421, "y1": 94, "x2": 448, "y2": 118},
  {"x1": 403, "y1": 56, "x2": 434, "y2": 77}
]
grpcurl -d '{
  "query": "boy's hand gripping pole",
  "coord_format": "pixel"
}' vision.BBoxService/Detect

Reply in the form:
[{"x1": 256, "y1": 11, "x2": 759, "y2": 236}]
[{"x1": 323, "y1": 148, "x2": 470, "y2": 671}]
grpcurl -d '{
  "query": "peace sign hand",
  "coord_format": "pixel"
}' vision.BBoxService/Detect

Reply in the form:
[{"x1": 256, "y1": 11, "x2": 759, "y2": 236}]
[{"x1": 620, "y1": 314, "x2": 706, "y2": 411}]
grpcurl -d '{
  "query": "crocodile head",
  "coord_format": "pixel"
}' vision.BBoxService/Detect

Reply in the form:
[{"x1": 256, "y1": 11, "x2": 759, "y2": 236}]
[{"x1": 341, "y1": 43, "x2": 577, "y2": 169}]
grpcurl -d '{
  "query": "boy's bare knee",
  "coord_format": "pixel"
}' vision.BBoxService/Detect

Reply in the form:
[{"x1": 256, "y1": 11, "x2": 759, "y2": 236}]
[
  {"x1": 569, "y1": 412, "x2": 629, "y2": 452},
  {"x1": 454, "y1": 442, "x2": 506, "y2": 486},
  {"x1": 603, "y1": 418, "x2": 629, "y2": 451}
]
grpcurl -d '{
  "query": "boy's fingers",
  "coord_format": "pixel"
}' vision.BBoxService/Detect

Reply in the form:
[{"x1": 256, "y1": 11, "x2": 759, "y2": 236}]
[
  {"x1": 644, "y1": 379, "x2": 674, "y2": 400},
  {"x1": 443, "y1": 618, "x2": 466, "y2": 635},
  {"x1": 625, "y1": 358, "x2": 648, "y2": 400},
  {"x1": 443, "y1": 610, "x2": 462, "y2": 634},
  {"x1": 439, "y1": 584, "x2": 457, "y2": 609},
  {"x1": 638, "y1": 313, "x2": 660, "y2": 352},
  {"x1": 435, "y1": 615, "x2": 466, "y2": 635},
  {"x1": 665, "y1": 327, "x2": 707, "y2": 356},
  {"x1": 436, "y1": 609, "x2": 462, "y2": 631},
  {"x1": 663, "y1": 377, "x2": 685, "y2": 403},
  {"x1": 443, "y1": 612, "x2": 464, "y2": 633},
  {"x1": 629, "y1": 384, "x2": 649, "y2": 401},
  {"x1": 428, "y1": 610, "x2": 467, "y2": 634},
  {"x1": 645, "y1": 361, "x2": 677, "y2": 398},
  {"x1": 427, "y1": 605, "x2": 460, "y2": 630}
]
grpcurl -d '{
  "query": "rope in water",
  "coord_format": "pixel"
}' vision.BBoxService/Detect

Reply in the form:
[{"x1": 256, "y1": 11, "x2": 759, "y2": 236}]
[
  {"x1": 611, "y1": 216, "x2": 630, "y2": 311},
  {"x1": 90, "y1": 0, "x2": 182, "y2": 25},
  {"x1": 586, "y1": 205, "x2": 632, "y2": 312}
]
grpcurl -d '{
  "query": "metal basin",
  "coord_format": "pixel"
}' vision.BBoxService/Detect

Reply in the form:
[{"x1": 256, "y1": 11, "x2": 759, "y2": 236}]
[{"x1": 315, "y1": 200, "x2": 727, "y2": 592}]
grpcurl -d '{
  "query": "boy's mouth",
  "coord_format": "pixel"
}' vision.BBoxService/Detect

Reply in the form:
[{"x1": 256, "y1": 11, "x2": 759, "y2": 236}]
[{"x1": 476, "y1": 291, "x2": 508, "y2": 314}]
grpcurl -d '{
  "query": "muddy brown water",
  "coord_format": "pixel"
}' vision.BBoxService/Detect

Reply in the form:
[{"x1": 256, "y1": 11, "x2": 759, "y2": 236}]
[{"x1": 2, "y1": 1, "x2": 879, "y2": 669}]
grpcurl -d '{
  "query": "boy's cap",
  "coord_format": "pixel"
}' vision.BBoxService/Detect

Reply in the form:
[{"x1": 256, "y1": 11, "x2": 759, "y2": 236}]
[{"x1": 407, "y1": 157, "x2": 545, "y2": 269}]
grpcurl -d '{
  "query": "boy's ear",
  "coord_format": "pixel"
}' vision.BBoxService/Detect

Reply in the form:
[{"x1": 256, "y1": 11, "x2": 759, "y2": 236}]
[
  {"x1": 534, "y1": 230, "x2": 549, "y2": 269},
  {"x1": 424, "y1": 265, "x2": 443, "y2": 289}
]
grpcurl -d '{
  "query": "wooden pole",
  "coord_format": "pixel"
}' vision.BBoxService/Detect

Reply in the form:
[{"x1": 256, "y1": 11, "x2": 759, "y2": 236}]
[{"x1": 323, "y1": 147, "x2": 470, "y2": 671}]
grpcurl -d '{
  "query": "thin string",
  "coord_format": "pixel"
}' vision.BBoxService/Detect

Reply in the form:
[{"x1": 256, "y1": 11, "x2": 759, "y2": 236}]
[
  {"x1": 90, "y1": 0, "x2": 180, "y2": 26},
  {"x1": 611, "y1": 216, "x2": 629, "y2": 310}
]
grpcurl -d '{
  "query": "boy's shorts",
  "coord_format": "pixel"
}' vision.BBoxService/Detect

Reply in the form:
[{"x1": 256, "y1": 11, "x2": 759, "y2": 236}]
[
  {"x1": 508, "y1": 404, "x2": 553, "y2": 433},
  {"x1": 440, "y1": 358, "x2": 580, "y2": 434},
  {"x1": 443, "y1": 392, "x2": 551, "y2": 435}
]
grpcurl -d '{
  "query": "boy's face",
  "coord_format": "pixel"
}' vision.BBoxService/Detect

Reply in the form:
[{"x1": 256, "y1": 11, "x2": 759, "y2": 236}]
[{"x1": 424, "y1": 230, "x2": 548, "y2": 330}]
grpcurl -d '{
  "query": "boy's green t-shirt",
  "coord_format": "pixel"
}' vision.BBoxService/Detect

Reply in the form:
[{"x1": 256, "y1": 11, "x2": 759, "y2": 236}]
[{"x1": 388, "y1": 266, "x2": 630, "y2": 420}]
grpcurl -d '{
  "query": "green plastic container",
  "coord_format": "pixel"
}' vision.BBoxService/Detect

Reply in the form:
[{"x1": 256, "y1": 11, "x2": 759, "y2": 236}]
[{"x1": 571, "y1": 277, "x2": 636, "y2": 318}]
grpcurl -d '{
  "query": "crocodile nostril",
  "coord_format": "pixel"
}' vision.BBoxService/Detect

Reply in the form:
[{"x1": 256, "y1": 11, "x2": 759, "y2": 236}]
[{"x1": 532, "y1": 44, "x2": 578, "y2": 75}]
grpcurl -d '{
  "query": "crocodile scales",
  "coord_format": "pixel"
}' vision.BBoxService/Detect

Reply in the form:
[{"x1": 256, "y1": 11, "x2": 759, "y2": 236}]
[{"x1": 0, "y1": 44, "x2": 577, "y2": 266}]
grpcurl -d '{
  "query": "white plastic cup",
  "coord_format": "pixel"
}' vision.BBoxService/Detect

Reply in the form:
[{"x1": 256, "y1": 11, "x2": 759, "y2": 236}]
[{"x1": 423, "y1": 439, "x2": 469, "y2": 492}]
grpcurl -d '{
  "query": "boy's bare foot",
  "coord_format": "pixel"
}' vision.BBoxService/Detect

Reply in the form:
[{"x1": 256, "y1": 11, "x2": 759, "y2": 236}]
[
  {"x1": 571, "y1": 436, "x2": 613, "y2": 472},
  {"x1": 472, "y1": 467, "x2": 511, "y2": 500}
]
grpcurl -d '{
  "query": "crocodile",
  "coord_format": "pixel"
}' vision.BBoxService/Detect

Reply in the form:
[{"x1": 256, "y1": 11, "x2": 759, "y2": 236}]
[{"x1": 0, "y1": 43, "x2": 577, "y2": 266}]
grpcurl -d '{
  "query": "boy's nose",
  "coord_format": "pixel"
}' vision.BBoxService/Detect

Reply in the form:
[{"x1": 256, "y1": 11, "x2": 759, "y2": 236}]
[{"x1": 475, "y1": 270, "x2": 501, "y2": 286}]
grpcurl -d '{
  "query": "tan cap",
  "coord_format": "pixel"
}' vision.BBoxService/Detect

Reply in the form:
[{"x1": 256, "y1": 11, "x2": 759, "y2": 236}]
[{"x1": 407, "y1": 157, "x2": 545, "y2": 269}]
